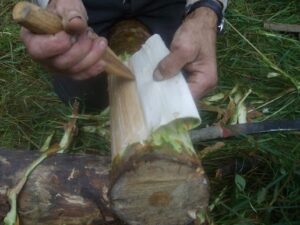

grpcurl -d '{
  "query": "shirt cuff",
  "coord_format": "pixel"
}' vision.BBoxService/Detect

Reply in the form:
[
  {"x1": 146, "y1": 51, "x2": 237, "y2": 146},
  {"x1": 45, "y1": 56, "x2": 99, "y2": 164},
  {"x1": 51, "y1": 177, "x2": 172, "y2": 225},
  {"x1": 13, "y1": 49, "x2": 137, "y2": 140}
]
[
  {"x1": 31, "y1": 0, "x2": 49, "y2": 8},
  {"x1": 186, "y1": 0, "x2": 227, "y2": 14}
]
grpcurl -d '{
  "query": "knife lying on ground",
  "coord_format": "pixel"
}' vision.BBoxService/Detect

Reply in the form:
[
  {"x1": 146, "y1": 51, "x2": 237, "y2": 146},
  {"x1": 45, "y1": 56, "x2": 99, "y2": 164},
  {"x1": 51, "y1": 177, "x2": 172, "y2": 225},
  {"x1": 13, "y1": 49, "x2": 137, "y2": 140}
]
[
  {"x1": 190, "y1": 119, "x2": 300, "y2": 143},
  {"x1": 13, "y1": 1, "x2": 134, "y2": 79}
]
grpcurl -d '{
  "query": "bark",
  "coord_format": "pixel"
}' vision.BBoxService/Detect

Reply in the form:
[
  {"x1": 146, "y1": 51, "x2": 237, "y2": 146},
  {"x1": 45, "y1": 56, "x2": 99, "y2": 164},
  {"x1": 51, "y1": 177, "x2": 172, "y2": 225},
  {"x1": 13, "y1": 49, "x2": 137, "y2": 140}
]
[{"x1": 0, "y1": 148, "x2": 124, "y2": 225}]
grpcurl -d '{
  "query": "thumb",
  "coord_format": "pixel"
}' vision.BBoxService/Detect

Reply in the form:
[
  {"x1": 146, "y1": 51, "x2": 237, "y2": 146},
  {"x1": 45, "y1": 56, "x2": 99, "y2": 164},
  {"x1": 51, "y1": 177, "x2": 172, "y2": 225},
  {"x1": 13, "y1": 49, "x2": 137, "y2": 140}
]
[
  {"x1": 153, "y1": 50, "x2": 188, "y2": 81},
  {"x1": 62, "y1": 10, "x2": 88, "y2": 35},
  {"x1": 47, "y1": 0, "x2": 88, "y2": 35}
]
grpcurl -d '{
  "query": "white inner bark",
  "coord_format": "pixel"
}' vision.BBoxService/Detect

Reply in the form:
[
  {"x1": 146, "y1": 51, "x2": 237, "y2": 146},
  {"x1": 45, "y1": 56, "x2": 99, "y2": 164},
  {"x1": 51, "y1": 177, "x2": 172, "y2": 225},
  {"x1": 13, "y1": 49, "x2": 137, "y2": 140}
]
[{"x1": 130, "y1": 34, "x2": 201, "y2": 136}]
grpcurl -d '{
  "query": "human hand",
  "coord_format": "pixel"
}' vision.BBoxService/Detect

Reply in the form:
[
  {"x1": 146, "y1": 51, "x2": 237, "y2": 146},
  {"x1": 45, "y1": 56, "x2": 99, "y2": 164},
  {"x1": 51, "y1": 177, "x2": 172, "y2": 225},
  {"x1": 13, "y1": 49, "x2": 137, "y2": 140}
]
[
  {"x1": 20, "y1": 0, "x2": 107, "y2": 80},
  {"x1": 154, "y1": 7, "x2": 218, "y2": 99}
]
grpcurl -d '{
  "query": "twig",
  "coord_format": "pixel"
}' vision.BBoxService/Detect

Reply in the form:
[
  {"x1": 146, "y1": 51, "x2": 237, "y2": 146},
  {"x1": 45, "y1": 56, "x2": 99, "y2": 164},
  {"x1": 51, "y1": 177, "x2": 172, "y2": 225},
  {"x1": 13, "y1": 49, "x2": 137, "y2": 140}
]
[{"x1": 264, "y1": 22, "x2": 300, "y2": 33}]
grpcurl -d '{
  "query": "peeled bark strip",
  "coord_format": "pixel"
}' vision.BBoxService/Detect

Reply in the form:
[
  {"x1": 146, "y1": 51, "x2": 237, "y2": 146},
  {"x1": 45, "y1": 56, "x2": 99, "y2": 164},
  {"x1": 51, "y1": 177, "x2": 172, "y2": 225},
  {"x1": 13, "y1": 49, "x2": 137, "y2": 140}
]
[
  {"x1": 0, "y1": 149, "x2": 119, "y2": 225},
  {"x1": 131, "y1": 35, "x2": 200, "y2": 133},
  {"x1": 109, "y1": 35, "x2": 209, "y2": 225}
]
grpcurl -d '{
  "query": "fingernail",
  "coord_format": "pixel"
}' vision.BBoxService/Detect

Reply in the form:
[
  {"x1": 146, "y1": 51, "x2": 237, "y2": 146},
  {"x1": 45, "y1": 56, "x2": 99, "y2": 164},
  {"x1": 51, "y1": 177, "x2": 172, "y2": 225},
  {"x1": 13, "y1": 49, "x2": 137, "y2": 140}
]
[
  {"x1": 97, "y1": 39, "x2": 107, "y2": 49},
  {"x1": 67, "y1": 10, "x2": 83, "y2": 22},
  {"x1": 153, "y1": 69, "x2": 165, "y2": 81},
  {"x1": 87, "y1": 29, "x2": 97, "y2": 39}
]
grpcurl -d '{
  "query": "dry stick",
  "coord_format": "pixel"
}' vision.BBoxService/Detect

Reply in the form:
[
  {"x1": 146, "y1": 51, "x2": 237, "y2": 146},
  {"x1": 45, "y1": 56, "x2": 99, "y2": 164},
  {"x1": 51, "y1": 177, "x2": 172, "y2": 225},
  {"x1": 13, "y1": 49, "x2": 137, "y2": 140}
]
[
  {"x1": 226, "y1": 20, "x2": 300, "y2": 90},
  {"x1": 3, "y1": 102, "x2": 79, "y2": 225},
  {"x1": 264, "y1": 22, "x2": 300, "y2": 33}
]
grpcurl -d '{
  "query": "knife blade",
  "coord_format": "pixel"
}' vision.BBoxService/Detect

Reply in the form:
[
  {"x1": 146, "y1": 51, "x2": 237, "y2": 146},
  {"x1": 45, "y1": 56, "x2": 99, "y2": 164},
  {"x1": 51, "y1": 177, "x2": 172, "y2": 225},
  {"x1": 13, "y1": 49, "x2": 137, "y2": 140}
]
[{"x1": 190, "y1": 119, "x2": 300, "y2": 143}]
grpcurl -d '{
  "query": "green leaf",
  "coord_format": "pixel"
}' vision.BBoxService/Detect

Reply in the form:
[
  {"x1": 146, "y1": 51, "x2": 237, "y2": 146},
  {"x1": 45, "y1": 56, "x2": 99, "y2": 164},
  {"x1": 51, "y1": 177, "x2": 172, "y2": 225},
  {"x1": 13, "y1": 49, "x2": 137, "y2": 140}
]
[
  {"x1": 257, "y1": 188, "x2": 267, "y2": 204},
  {"x1": 235, "y1": 174, "x2": 246, "y2": 192}
]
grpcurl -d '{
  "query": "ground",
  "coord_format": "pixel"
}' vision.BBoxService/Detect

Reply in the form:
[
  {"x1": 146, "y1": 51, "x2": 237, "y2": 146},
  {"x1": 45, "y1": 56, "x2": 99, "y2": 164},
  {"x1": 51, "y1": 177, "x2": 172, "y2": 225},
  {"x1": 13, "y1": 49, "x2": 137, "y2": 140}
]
[{"x1": 1, "y1": 0, "x2": 300, "y2": 224}]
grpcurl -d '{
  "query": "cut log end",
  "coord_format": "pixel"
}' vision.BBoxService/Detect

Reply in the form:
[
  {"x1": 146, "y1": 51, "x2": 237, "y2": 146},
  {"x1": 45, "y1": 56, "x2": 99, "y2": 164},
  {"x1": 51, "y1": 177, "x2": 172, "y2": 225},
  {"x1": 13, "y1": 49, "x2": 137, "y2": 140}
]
[{"x1": 110, "y1": 146, "x2": 209, "y2": 225}]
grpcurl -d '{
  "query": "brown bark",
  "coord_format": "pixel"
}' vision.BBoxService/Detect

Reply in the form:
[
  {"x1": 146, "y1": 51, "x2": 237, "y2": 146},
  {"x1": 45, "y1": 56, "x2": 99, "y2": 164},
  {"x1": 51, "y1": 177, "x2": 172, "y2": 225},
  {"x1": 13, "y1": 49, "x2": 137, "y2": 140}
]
[{"x1": 0, "y1": 148, "x2": 123, "y2": 225}]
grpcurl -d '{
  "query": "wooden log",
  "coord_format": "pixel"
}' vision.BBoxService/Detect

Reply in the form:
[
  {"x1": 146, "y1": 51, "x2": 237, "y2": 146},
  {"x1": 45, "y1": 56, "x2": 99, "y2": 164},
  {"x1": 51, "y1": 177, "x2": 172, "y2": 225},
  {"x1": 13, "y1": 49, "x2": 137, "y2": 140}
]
[
  {"x1": 0, "y1": 148, "x2": 122, "y2": 225},
  {"x1": 108, "y1": 28, "x2": 209, "y2": 225}
]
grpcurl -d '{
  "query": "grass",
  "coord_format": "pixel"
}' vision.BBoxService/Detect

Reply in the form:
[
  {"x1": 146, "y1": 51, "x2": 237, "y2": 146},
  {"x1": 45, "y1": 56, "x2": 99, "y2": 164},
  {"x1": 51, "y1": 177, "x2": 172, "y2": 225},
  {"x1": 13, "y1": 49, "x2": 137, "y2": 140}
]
[
  {"x1": 1, "y1": 0, "x2": 300, "y2": 224},
  {"x1": 199, "y1": 0, "x2": 300, "y2": 224}
]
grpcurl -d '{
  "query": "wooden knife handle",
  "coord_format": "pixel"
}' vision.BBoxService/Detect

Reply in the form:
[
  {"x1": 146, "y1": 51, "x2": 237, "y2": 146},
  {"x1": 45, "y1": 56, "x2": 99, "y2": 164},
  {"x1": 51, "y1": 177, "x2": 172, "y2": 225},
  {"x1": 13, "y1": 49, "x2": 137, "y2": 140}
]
[{"x1": 12, "y1": 1, "x2": 134, "y2": 79}]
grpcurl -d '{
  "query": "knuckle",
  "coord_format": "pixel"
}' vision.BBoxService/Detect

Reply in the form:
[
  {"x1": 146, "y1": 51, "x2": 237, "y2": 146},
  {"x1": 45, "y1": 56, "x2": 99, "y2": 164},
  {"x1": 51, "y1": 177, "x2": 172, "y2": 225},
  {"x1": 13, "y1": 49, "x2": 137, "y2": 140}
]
[
  {"x1": 181, "y1": 46, "x2": 194, "y2": 57},
  {"x1": 26, "y1": 43, "x2": 43, "y2": 59},
  {"x1": 50, "y1": 38, "x2": 71, "y2": 53},
  {"x1": 54, "y1": 38, "x2": 71, "y2": 51},
  {"x1": 94, "y1": 40, "x2": 107, "y2": 56}
]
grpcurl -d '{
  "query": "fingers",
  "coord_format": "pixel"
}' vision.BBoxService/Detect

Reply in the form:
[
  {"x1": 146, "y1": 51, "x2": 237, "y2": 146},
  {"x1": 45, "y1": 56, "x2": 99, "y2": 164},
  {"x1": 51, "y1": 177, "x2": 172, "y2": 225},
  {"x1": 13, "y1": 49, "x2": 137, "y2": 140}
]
[
  {"x1": 153, "y1": 51, "x2": 187, "y2": 81},
  {"x1": 48, "y1": 33, "x2": 108, "y2": 79},
  {"x1": 69, "y1": 38, "x2": 107, "y2": 74},
  {"x1": 19, "y1": 0, "x2": 105, "y2": 81},
  {"x1": 21, "y1": 28, "x2": 73, "y2": 60},
  {"x1": 22, "y1": 25, "x2": 108, "y2": 79},
  {"x1": 50, "y1": 30, "x2": 100, "y2": 70},
  {"x1": 71, "y1": 60, "x2": 106, "y2": 80}
]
